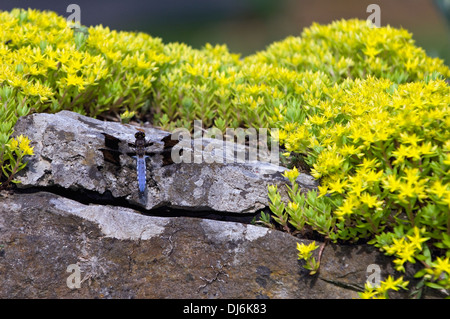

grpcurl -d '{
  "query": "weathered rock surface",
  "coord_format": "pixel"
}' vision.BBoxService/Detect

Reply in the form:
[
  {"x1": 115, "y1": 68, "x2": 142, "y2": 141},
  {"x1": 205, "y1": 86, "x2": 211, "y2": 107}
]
[
  {"x1": 13, "y1": 111, "x2": 317, "y2": 213},
  {"x1": 0, "y1": 192, "x2": 423, "y2": 299}
]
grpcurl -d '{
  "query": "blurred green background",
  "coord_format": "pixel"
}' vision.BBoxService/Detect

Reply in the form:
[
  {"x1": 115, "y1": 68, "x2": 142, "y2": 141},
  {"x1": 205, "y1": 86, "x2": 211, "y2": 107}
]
[{"x1": 1, "y1": 0, "x2": 449, "y2": 64}]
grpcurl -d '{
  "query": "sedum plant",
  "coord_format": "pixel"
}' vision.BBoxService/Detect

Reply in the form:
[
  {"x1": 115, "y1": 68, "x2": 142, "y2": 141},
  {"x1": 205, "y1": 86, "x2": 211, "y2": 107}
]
[
  {"x1": 267, "y1": 76, "x2": 450, "y2": 297},
  {"x1": 0, "y1": 85, "x2": 33, "y2": 189},
  {"x1": 0, "y1": 8, "x2": 165, "y2": 118},
  {"x1": 297, "y1": 241, "x2": 320, "y2": 275},
  {"x1": 359, "y1": 275, "x2": 410, "y2": 299},
  {"x1": 0, "y1": 135, "x2": 34, "y2": 188},
  {"x1": 246, "y1": 19, "x2": 450, "y2": 83},
  {"x1": 1, "y1": 10, "x2": 448, "y2": 135}
]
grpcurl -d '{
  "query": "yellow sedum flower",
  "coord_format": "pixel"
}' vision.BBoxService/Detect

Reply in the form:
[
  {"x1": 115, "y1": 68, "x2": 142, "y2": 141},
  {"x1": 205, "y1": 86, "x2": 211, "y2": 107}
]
[
  {"x1": 282, "y1": 167, "x2": 299, "y2": 184},
  {"x1": 8, "y1": 135, "x2": 34, "y2": 157},
  {"x1": 382, "y1": 227, "x2": 429, "y2": 272},
  {"x1": 426, "y1": 256, "x2": 450, "y2": 280},
  {"x1": 377, "y1": 276, "x2": 409, "y2": 295},
  {"x1": 18, "y1": 135, "x2": 34, "y2": 156},
  {"x1": 64, "y1": 73, "x2": 86, "y2": 90},
  {"x1": 296, "y1": 241, "x2": 319, "y2": 260}
]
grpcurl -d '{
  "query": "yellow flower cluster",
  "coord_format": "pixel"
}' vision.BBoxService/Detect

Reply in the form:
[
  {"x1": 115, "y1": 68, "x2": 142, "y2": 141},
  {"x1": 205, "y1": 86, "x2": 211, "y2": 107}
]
[
  {"x1": 382, "y1": 227, "x2": 430, "y2": 272},
  {"x1": 274, "y1": 75, "x2": 450, "y2": 294},
  {"x1": 247, "y1": 19, "x2": 450, "y2": 83},
  {"x1": 0, "y1": 134, "x2": 34, "y2": 188},
  {"x1": 8, "y1": 134, "x2": 34, "y2": 157},
  {"x1": 282, "y1": 166, "x2": 299, "y2": 184},
  {"x1": 280, "y1": 76, "x2": 450, "y2": 219},
  {"x1": 425, "y1": 256, "x2": 450, "y2": 284},
  {"x1": 0, "y1": 8, "x2": 165, "y2": 118},
  {"x1": 297, "y1": 241, "x2": 318, "y2": 260},
  {"x1": 296, "y1": 241, "x2": 320, "y2": 275},
  {"x1": 359, "y1": 275, "x2": 409, "y2": 299}
]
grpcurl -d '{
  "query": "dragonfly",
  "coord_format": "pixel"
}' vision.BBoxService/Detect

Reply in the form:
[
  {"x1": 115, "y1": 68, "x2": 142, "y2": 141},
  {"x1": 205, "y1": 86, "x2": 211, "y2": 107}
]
[
  {"x1": 99, "y1": 129, "x2": 179, "y2": 196},
  {"x1": 128, "y1": 131, "x2": 151, "y2": 194}
]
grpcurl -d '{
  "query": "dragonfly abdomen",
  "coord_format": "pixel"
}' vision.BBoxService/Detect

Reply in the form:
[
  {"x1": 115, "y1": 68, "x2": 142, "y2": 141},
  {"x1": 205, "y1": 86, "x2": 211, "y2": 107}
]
[{"x1": 135, "y1": 156, "x2": 148, "y2": 193}]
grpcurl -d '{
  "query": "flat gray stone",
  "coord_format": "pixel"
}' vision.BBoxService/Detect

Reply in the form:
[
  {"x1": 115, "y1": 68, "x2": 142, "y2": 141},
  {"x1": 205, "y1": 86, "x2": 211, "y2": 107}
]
[
  {"x1": 13, "y1": 111, "x2": 318, "y2": 213},
  {"x1": 0, "y1": 191, "x2": 429, "y2": 299}
]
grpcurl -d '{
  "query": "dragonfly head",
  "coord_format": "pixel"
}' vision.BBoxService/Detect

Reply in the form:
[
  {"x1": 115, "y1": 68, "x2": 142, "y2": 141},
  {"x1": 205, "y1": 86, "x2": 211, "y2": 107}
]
[{"x1": 135, "y1": 131, "x2": 146, "y2": 139}]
